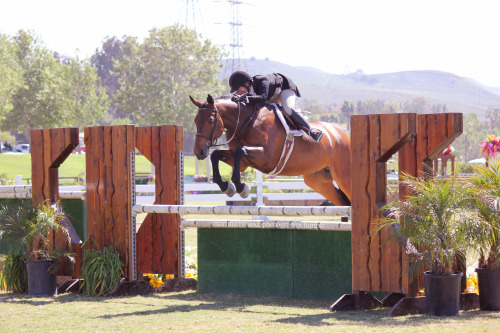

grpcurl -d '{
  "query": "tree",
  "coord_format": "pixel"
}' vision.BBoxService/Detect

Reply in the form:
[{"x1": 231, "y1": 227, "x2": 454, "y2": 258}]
[
  {"x1": 2, "y1": 30, "x2": 108, "y2": 136},
  {"x1": 356, "y1": 99, "x2": 385, "y2": 115},
  {"x1": 431, "y1": 104, "x2": 448, "y2": 114},
  {"x1": 3, "y1": 30, "x2": 66, "y2": 138},
  {"x1": 91, "y1": 36, "x2": 128, "y2": 120},
  {"x1": 340, "y1": 100, "x2": 354, "y2": 130},
  {"x1": 0, "y1": 33, "x2": 22, "y2": 149},
  {"x1": 486, "y1": 107, "x2": 500, "y2": 132},
  {"x1": 383, "y1": 101, "x2": 401, "y2": 114},
  {"x1": 113, "y1": 25, "x2": 225, "y2": 129},
  {"x1": 0, "y1": 34, "x2": 21, "y2": 122},
  {"x1": 402, "y1": 97, "x2": 429, "y2": 114},
  {"x1": 453, "y1": 113, "x2": 487, "y2": 161},
  {"x1": 58, "y1": 55, "x2": 109, "y2": 127}
]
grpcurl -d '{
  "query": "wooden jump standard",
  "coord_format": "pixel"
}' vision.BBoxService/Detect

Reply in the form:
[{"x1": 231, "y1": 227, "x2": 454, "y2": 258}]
[{"x1": 331, "y1": 112, "x2": 469, "y2": 315}]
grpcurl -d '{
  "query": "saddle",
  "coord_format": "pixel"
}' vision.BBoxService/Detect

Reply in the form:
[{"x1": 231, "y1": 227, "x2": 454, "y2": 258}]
[
  {"x1": 266, "y1": 104, "x2": 304, "y2": 175},
  {"x1": 269, "y1": 104, "x2": 305, "y2": 137}
]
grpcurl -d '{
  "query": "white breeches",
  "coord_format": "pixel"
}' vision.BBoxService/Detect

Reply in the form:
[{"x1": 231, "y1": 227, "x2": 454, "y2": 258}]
[{"x1": 279, "y1": 89, "x2": 296, "y2": 116}]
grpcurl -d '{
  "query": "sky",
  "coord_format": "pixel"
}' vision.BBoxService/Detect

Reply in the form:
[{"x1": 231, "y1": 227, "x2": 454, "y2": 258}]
[{"x1": 1, "y1": 0, "x2": 500, "y2": 87}]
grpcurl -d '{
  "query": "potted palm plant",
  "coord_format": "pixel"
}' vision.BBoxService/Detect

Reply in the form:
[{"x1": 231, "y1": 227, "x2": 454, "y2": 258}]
[
  {"x1": 376, "y1": 173, "x2": 476, "y2": 316},
  {"x1": 0, "y1": 201, "x2": 73, "y2": 296},
  {"x1": 469, "y1": 150, "x2": 500, "y2": 311}
]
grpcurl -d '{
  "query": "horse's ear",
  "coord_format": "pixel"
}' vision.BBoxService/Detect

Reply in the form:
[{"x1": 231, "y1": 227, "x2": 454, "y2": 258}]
[
  {"x1": 189, "y1": 95, "x2": 202, "y2": 108},
  {"x1": 207, "y1": 94, "x2": 214, "y2": 106}
]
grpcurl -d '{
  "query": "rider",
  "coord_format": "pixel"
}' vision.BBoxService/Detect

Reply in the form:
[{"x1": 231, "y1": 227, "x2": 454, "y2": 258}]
[{"x1": 229, "y1": 70, "x2": 323, "y2": 142}]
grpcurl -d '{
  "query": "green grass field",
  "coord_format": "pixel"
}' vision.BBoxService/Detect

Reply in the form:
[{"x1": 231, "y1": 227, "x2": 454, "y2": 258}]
[
  {"x1": 0, "y1": 153, "x2": 231, "y2": 183},
  {"x1": 0, "y1": 291, "x2": 498, "y2": 332}
]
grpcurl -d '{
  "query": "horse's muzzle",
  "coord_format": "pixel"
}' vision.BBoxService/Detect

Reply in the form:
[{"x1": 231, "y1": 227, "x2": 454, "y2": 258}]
[{"x1": 194, "y1": 144, "x2": 209, "y2": 160}]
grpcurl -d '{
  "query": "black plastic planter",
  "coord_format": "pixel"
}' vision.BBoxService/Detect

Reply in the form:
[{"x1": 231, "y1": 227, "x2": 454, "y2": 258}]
[
  {"x1": 25, "y1": 259, "x2": 57, "y2": 296},
  {"x1": 476, "y1": 268, "x2": 500, "y2": 311},
  {"x1": 424, "y1": 271, "x2": 463, "y2": 316}
]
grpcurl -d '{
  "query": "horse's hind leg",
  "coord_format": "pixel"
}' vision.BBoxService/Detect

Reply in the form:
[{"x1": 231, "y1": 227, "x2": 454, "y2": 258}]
[
  {"x1": 303, "y1": 169, "x2": 351, "y2": 206},
  {"x1": 210, "y1": 149, "x2": 235, "y2": 197}
]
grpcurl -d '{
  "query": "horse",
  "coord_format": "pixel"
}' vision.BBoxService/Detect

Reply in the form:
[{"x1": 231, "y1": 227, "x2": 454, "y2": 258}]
[{"x1": 189, "y1": 94, "x2": 352, "y2": 206}]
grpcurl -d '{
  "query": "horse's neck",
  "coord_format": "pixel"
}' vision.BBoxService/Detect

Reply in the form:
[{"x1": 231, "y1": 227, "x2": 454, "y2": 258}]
[{"x1": 218, "y1": 102, "x2": 256, "y2": 132}]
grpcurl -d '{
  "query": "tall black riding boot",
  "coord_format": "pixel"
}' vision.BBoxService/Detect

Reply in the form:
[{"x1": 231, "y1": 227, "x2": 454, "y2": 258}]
[{"x1": 289, "y1": 109, "x2": 323, "y2": 142}]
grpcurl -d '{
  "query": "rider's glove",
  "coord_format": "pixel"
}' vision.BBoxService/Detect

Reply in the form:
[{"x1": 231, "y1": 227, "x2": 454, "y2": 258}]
[{"x1": 231, "y1": 94, "x2": 247, "y2": 104}]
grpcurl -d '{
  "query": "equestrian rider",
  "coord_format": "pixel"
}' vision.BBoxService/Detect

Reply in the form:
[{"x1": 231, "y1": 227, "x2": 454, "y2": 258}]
[{"x1": 228, "y1": 70, "x2": 323, "y2": 142}]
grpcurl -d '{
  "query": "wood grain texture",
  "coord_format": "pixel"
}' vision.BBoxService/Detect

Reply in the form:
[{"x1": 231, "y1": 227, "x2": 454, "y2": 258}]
[
  {"x1": 84, "y1": 125, "x2": 134, "y2": 279},
  {"x1": 135, "y1": 125, "x2": 183, "y2": 276}
]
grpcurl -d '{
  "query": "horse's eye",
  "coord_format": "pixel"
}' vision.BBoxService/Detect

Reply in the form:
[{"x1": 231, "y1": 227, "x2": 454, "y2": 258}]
[{"x1": 208, "y1": 118, "x2": 214, "y2": 125}]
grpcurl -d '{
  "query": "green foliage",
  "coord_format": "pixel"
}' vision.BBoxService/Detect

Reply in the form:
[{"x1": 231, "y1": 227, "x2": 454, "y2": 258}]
[
  {"x1": 469, "y1": 162, "x2": 500, "y2": 269},
  {"x1": 58, "y1": 55, "x2": 109, "y2": 127},
  {"x1": 0, "y1": 33, "x2": 22, "y2": 122},
  {"x1": 457, "y1": 162, "x2": 477, "y2": 174},
  {"x1": 0, "y1": 30, "x2": 108, "y2": 133},
  {"x1": 452, "y1": 113, "x2": 488, "y2": 161},
  {"x1": 0, "y1": 201, "x2": 72, "y2": 261},
  {"x1": 113, "y1": 24, "x2": 225, "y2": 130},
  {"x1": 0, "y1": 248, "x2": 27, "y2": 293},
  {"x1": 80, "y1": 243, "x2": 124, "y2": 296},
  {"x1": 376, "y1": 174, "x2": 476, "y2": 276}
]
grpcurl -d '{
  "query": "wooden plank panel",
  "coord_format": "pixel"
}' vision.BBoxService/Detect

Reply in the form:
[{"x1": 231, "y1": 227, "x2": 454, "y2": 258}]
[
  {"x1": 367, "y1": 115, "x2": 381, "y2": 292},
  {"x1": 111, "y1": 126, "x2": 125, "y2": 247},
  {"x1": 165, "y1": 126, "x2": 183, "y2": 274},
  {"x1": 174, "y1": 125, "x2": 183, "y2": 277},
  {"x1": 84, "y1": 127, "x2": 95, "y2": 246},
  {"x1": 379, "y1": 114, "x2": 400, "y2": 293},
  {"x1": 136, "y1": 126, "x2": 154, "y2": 274},
  {"x1": 350, "y1": 115, "x2": 371, "y2": 292},
  {"x1": 102, "y1": 126, "x2": 113, "y2": 246},
  {"x1": 156, "y1": 126, "x2": 169, "y2": 273},
  {"x1": 30, "y1": 129, "x2": 44, "y2": 204}
]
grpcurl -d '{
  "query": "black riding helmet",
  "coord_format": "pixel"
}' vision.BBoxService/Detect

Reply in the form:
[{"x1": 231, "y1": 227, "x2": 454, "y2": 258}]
[{"x1": 229, "y1": 71, "x2": 252, "y2": 93}]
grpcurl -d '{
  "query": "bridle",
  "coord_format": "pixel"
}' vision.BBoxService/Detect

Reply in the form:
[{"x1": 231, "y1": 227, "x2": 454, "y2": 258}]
[
  {"x1": 195, "y1": 104, "x2": 224, "y2": 146},
  {"x1": 195, "y1": 99, "x2": 258, "y2": 147}
]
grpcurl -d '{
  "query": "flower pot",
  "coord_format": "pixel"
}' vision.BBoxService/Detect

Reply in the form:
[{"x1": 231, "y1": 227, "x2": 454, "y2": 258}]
[
  {"x1": 476, "y1": 268, "x2": 500, "y2": 311},
  {"x1": 25, "y1": 259, "x2": 57, "y2": 296},
  {"x1": 423, "y1": 271, "x2": 463, "y2": 316}
]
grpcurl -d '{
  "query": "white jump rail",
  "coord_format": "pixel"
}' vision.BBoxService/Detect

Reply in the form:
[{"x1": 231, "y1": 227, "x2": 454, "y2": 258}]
[
  {"x1": 181, "y1": 219, "x2": 351, "y2": 231},
  {"x1": 132, "y1": 204, "x2": 350, "y2": 217},
  {"x1": 0, "y1": 185, "x2": 85, "y2": 200}
]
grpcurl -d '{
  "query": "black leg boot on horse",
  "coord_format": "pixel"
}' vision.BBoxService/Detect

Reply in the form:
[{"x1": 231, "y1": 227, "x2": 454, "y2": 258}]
[{"x1": 290, "y1": 109, "x2": 323, "y2": 142}]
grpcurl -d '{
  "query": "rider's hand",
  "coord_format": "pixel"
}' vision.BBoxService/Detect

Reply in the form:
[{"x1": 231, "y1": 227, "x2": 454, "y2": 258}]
[{"x1": 231, "y1": 94, "x2": 247, "y2": 104}]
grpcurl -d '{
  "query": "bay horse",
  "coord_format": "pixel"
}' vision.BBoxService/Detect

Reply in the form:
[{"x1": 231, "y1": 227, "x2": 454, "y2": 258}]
[{"x1": 189, "y1": 94, "x2": 351, "y2": 206}]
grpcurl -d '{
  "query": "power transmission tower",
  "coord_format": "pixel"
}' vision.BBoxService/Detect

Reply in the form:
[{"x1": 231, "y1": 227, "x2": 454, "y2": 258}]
[
  {"x1": 228, "y1": 0, "x2": 246, "y2": 74},
  {"x1": 180, "y1": 0, "x2": 203, "y2": 30}
]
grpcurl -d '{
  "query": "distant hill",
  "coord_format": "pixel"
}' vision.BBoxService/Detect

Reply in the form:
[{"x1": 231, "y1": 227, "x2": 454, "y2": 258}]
[{"x1": 219, "y1": 58, "x2": 500, "y2": 119}]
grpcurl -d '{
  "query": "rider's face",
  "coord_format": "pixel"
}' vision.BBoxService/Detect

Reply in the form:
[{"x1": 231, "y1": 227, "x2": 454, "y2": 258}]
[{"x1": 235, "y1": 82, "x2": 251, "y2": 95}]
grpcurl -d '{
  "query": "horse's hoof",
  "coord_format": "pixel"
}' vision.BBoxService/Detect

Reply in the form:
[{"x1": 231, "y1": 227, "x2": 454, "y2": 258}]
[
  {"x1": 239, "y1": 184, "x2": 250, "y2": 198},
  {"x1": 225, "y1": 183, "x2": 236, "y2": 197}
]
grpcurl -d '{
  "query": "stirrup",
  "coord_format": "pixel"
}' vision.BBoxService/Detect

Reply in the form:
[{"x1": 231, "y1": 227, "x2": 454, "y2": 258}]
[{"x1": 309, "y1": 129, "x2": 323, "y2": 142}]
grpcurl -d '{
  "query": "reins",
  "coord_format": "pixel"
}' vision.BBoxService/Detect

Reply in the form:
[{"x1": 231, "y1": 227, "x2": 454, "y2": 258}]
[{"x1": 196, "y1": 99, "x2": 258, "y2": 147}]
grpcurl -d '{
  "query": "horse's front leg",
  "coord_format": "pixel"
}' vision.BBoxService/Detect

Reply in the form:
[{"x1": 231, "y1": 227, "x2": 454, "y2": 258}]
[
  {"x1": 231, "y1": 146, "x2": 263, "y2": 198},
  {"x1": 210, "y1": 149, "x2": 236, "y2": 197}
]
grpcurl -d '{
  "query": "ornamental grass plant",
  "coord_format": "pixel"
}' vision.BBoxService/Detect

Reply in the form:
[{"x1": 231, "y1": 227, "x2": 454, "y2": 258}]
[
  {"x1": 0, "y1": 248, "x2": 27, "y2": 293},
  {"x1": 80, "y1": 243, "x2": 124, "y2": 296}
]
